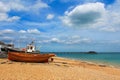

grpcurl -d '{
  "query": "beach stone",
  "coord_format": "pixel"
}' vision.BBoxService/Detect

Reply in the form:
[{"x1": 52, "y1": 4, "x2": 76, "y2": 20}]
[
  {"x1": 99, "y1": 64, "x2": 107, "y2": 67},
  {"x1": 63, "y1": 65, "x2": 69, "y2": 67},
  {"x1": 0, "y1": 62, "x2": 6, "y2": 64},
  {"x1": 55, "y1": 64, "x2": 61, "y2": 66},
  {"x1": 87, "y1": 63, "x2": 96, "y2": 66},
  {"x1": 8, "y1": 62, "x2": 13, "y2": 64},
  {"x1": 62, "y1": 62, "x2": 67, "y2": 64}
]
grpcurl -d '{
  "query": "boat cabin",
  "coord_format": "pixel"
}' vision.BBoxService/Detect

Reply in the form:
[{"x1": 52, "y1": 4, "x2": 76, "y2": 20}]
[{"x1": 26, "y1": 44, "x2": 35, "y2": 53}]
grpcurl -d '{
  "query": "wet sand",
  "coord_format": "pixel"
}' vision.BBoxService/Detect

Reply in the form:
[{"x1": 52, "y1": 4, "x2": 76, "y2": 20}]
[{"x1": 0, "y1": 57, "x2": 120, "y2": 80}]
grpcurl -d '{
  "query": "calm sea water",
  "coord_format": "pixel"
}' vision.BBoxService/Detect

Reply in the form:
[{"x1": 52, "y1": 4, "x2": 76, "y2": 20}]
[{"x1": 43, "y1": 52, "x2": 120, "y2": 67}]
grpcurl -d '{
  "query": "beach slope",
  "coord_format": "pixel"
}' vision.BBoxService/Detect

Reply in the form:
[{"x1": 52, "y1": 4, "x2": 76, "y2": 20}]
[{"x1": 0, "y1": 57, "x2": 120, "y2": 80}]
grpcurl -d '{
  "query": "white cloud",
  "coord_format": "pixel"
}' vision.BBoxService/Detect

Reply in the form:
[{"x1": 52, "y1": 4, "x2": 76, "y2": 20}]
[
  {"x1": 4, "y1": 0, "x2": 49, "y2": 11},
  {"x1": 0, "y1": 1, "x2": 20, "y2": 22},
  {"x1": 6, "y1": 16, "x2": 20, "y2": 22},
  {"x1": 103, "y1": 0, "x2": 120, "y2": 32},
  {"x1": 46, "y1": 14, "x2": 54, "y2": 20},
  {"x1": 1, "y1": 36, "x2": 14, "y2": 41},
  {"x1": 7, "y1": 1, "x2": 26, "y2": 11},
  {"x1": 40, "y1": 36, "x2": 91, "y2": 44},
  {"x1": 19, "y1": 30, "x2": 26, "y2": 33},
  {"x1": 71, "y1": 35, "x2": 80, "y2": 39},
  {"x1": 27, "y1": 29, "x2": 41, "y2": 34},
  {"x1": 19, "y1": 29, "x2": 41, "y2": 34},
  {"x1": 100, "y1": 27, "x2": 116, "y2": 32},
  {"x1": 41, "y1": 38, "x2": 64, "y2": 43},
  {"x1": 60, "y1": 1, "x2": 120, "y2": 32},
  {"x1": 81, "y1": 38, "x2": 91, "y2": 43},
  {"x1": 60, "y1": 0, "x2": 98, "y2": 3},
  {"x1": 0, "y1": 2, "x2": 10, "y2": 12},
  {"x1": 65, "y1": 36, "x2": 91, "y2": 44},
  {"x1": 31, "y1": 0, "x2": 49, "y2": 11},
  {"x1": 51, "y1": 38, "x2": 62, "y2": 43},
  {"x1": 93, "y1": 0, "x2": 120, "y2": 32},
  {"x1": 0, "y1": 13, "x2": 8, "y2": 21},
  {"x1": 0, "y1": 13, "x2": 20, "y2": 22},
  {"x1": 24, "y1": 21, "x2": 58, "y2": 28},
  {"x1": 0, "y1": 29, "x2": 15, "y2": 34},
  {"x1": 0, "y1": 0, "x2": 49, "y2": 22},
  {"x1": 61, "y1": 2, "x2": 106, "y2": 27},
  {"x1": 60, "y1": 0, "x2": 82, "y2": 3}
]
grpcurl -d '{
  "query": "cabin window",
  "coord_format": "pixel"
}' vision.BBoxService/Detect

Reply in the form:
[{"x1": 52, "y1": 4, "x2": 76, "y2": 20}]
[
  {"x1": 27, "y1": 46, "x2": 29, "y2": 49},
  {"x1": 30, "y1": 46, "x2": 33, "y2": 49}
]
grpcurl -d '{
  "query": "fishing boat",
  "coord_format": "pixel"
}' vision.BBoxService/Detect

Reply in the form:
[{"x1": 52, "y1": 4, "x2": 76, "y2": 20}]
[
  {"x1": 7, "y1": 41, "x2": 55, "y2": 62},
  {"x1": 8, "y1": 51, "x2": 55, "y2": 62},
  {"x1": 0, "y1": 41, "x2": 14, "y2": 58}
]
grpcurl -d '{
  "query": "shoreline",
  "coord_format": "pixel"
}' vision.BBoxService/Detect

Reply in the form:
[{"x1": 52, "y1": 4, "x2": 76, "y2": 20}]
[
  {"x1": 72, "y1": 57, "x2": 120, "y2": 69},
  {"x1": 52, "y1": 57, "x2": 120, "y2": 69},
  {"x1": 0, "y1": 57, "x2": 120, "y2": 80},
  {"x1": 58, "y1": 57, "x2": 120, "y2": 69}
]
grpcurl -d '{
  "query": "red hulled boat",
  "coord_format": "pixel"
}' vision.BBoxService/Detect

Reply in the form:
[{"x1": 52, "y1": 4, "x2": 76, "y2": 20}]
[
  {"x1": 7, "y1": 41, "x2": 55, "y2": 62},
  {"x1": 8, "y1": 51, "x2": 55, "y2": 63}
]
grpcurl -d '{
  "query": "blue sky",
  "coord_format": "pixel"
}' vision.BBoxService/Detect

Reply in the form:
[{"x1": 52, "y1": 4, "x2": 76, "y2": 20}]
[{"x1": 0, "y1": 0, "x2": 120, "y2": 52}]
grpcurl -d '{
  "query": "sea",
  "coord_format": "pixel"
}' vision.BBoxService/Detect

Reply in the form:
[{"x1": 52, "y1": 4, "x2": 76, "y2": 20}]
[{"x1": 42, "y1": 52, "x2": 120, "y2": 67}]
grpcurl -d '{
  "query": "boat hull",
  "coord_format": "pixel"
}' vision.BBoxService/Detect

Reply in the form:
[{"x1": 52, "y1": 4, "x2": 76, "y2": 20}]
[{"x1": 8, "y1": 52, "x2": 55, "y2": 63}]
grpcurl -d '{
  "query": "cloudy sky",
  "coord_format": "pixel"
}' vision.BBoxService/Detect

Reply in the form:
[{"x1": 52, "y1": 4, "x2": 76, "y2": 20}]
[{"x1": 0, "y1": 0, "x2": 120, "y2": 52}]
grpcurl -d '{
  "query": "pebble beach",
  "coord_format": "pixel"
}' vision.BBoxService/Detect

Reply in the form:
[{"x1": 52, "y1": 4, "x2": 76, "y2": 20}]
[{"x1": 0, "y1": 57, "x2": 120, "y2": 80}]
